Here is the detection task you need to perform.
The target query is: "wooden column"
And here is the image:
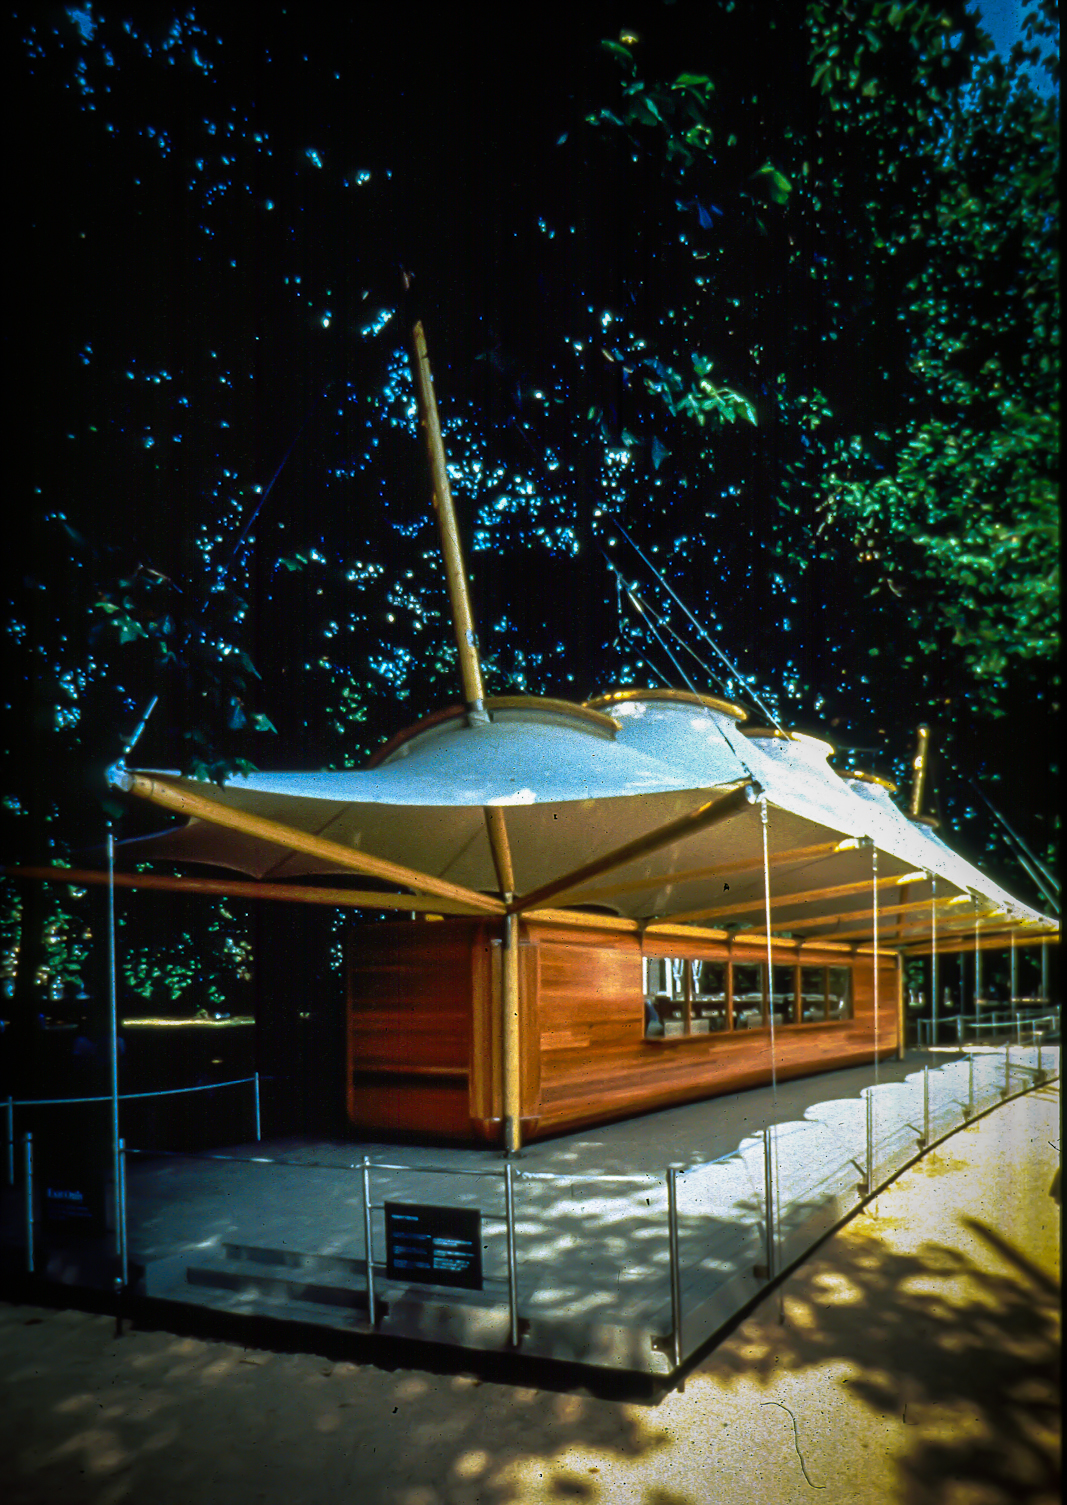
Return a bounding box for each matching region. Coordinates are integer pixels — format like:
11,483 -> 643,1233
502,912 -> 521,1154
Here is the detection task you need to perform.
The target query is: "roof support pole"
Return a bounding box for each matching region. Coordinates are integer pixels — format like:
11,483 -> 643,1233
409,321 -> 489,727
106,831 -> 124,1277
930,876 -> 939,1048
502,910 -> 521,1156
871,844 -> 880,1083
484,807 -> 515,898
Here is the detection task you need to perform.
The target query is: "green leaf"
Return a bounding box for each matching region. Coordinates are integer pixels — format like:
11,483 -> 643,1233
600,39 -> 636,71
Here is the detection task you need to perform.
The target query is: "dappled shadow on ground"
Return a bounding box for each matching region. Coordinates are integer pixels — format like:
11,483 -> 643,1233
0,1299 -> 681,1505
698,1205 -> 1060,1505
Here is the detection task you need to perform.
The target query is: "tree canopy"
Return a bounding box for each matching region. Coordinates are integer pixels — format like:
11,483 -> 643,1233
4,0 -> 1059,1016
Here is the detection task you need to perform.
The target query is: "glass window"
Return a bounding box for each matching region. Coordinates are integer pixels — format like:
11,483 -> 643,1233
643,955 -> 669,1036
732,962 -> 764,1030
770,966 -> 796,1027
827,968 -> 852,1020
691,959 -> 727,1033
800,966 -> 827,1023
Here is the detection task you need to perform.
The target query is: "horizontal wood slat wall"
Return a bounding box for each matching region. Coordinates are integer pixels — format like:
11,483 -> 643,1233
346,918 -> 899,1143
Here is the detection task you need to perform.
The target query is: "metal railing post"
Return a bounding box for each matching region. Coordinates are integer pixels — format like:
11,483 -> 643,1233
118,1138 -> 129,1289
762,1127 -> 775,1279
361,1156 -> 377,1326
5,1097 -> 13,1186
1037,1033 -> 1043,1080
865,1090 -> 874,1196
667,1167 -> 682,1369
253,1071 -> 261,1142
1003,1044 -> 1011,1098
922,1066 -> 930,1148
968,1053 -> 975,1118
107,830 -> 122,1263
504,1161 -> 520,1349
24,1132 -> 34,1274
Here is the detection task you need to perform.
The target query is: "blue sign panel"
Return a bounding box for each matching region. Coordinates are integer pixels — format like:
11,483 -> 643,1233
384,1201 -> 483,1291
42,1176 -> 106,1236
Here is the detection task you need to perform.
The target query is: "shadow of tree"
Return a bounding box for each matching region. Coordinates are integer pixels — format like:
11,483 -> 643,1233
0,1299 -> 686,1505
698,1207 -> 1060,1505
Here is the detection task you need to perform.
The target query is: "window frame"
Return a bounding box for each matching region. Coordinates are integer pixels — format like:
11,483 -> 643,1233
643,954 -> 855,1038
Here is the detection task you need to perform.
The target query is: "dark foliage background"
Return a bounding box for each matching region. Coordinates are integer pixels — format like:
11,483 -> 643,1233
3,1 -> 1059,1035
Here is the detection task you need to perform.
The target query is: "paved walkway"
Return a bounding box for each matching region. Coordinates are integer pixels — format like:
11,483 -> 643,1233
0,1080 -> 1058,1505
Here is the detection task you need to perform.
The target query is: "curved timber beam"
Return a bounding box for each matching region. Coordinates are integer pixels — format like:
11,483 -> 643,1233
108,769 -> 504,916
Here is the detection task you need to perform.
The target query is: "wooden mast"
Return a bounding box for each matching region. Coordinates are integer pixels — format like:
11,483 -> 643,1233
409,320 -> 489,727
407,317 -> 523,1152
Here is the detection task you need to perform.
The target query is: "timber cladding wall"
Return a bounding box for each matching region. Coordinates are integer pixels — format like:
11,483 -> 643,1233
345,917 -> 899,1144
346,920 -> 474,1138
528,925 -> 897,1138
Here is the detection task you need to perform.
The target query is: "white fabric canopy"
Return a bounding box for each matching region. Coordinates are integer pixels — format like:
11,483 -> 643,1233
111,695 -> 1054,938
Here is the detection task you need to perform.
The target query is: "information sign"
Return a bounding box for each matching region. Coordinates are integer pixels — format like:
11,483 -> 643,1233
42,1175 -> 106,1237
384,1201 -> 483,1291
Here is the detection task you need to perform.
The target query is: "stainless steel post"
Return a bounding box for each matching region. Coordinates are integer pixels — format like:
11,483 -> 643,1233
1037,1033 -> 1043,1079
763,1127 -> 775,1278
667,1167 -> 682,1369
5,1097 -> 13,1186
504,1161 -> 520,1349
118,1138 -> 128,1289
930,884 -> 939,1048
1041,940 -> 1049,1003
253,1071 -> 261,1142
968,1053 -> 975,1117
866,1090 -> 875,1195
1010,936 -> 1018,1035
361,1157 -> 376,1325
922,1066 -> 930,1147
24,1132 -> 34,1274
107,831 -> 122,1261
1004,1043 -> 1011,1098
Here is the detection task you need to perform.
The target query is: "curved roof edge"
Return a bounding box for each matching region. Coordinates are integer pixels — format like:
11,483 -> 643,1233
586,687 -> 750,721
366,695 -> 621,769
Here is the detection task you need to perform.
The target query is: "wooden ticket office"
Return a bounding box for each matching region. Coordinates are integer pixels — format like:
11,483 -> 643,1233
346,912 -> 900,1144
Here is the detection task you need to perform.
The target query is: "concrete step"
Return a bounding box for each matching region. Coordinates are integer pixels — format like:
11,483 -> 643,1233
185,1255 -> 371,1312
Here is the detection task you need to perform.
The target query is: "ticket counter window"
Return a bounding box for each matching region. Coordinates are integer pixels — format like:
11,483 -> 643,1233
770,966 -> 796,1028
828,967 -> 852,1020
732,963 -> 765,1030
801,966 -> 828,1022
692,960 -> 727,1033
643,956 -> 682,1036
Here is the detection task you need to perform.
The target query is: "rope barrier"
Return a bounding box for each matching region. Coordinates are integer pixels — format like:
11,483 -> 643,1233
7,1076 -> 259,1108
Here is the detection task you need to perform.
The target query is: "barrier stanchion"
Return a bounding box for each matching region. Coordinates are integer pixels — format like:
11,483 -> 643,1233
865,1091 -> 874,1195
922,1066 -> 930,1148
968,1053 -> 975,1118
361,1156 -> 377,1326
118,1138 -> 129,1289
1004,1044 -> 1011,1098
667,1167 -> 682,1369
763,1128 -> 775,1279
504,1161 -> 520,1349
24,1132 -> 34,1274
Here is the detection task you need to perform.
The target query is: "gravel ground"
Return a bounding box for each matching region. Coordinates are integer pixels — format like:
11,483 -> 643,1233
1,1082 -> 1059,1505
